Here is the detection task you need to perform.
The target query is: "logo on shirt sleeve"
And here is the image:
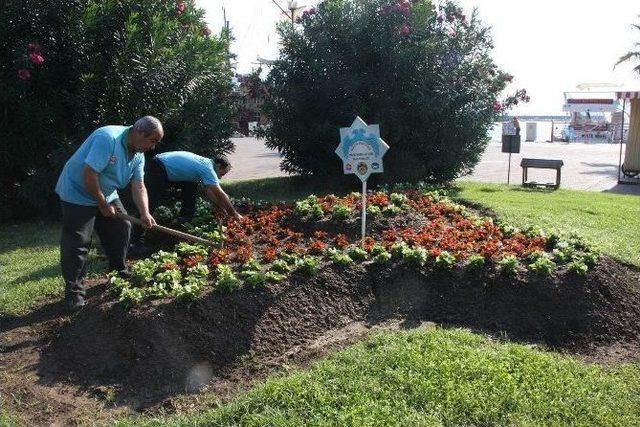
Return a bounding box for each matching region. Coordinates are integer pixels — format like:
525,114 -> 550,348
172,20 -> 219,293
109,155 -> 117,165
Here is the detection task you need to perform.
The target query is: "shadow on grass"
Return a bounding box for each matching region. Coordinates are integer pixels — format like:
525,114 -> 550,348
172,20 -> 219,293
225,175 -> 355,203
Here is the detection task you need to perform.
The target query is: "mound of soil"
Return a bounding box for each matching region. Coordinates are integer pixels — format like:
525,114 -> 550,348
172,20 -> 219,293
33,256 -> 640,410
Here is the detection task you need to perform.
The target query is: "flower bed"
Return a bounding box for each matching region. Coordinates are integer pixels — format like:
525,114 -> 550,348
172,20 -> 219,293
111,191 -> 599,306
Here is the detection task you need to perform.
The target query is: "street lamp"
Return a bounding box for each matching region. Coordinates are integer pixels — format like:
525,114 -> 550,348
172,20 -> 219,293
287,0 -> 298,25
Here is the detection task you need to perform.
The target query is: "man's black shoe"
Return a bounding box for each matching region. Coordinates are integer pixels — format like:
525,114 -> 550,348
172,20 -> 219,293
65,294 -> 86,313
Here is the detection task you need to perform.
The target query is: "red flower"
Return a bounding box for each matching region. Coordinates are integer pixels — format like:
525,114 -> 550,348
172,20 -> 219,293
399,23 -> 412,35
17,69 -> 31,81
182,254 -> 204,267
308,239 -> 326,254
27,43 -> 41,54
175,2 -> 186,15
262,246 -> 278,263
202,26 -> 211,36
29,53 -> 44,66
334,234 -> 349,249
493,101 -> 502,113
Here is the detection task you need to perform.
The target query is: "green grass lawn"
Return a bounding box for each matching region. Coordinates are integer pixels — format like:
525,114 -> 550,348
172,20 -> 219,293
452,181 -> 640,267
0,223 -> 105,316
2,179 -> 639,425
120,328 -> 640,427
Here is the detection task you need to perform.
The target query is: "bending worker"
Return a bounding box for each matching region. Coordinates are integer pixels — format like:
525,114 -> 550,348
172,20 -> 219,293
55,116 -> 162,312
130,151 -> 242,253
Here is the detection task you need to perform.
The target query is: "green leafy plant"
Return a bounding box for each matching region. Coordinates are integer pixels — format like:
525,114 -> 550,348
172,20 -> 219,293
173,283 -> 203,301
499,255 -> 519,278
119,287 -> 145,305
346,246 -> 368,262
568,260 -> 589,276
215,264 -> 242,292
527,254 -> 556,276
402,247 -> 428,266
176,242 -> 209,258
390,193 -> 409,207
390,242 -> 411,258
435,251 -> 456,270
332,204 -> 352,220
271,259 -> 292,273
466,254 -> 486,270
329,248 -> 354,266
296,256 -> 320,275
374,251 -> 392,263
366,205 -> 382,217
109,276 -> 131,295
265,271 -> 285,283
382,204 -> 403,216
130,258 -> 159,286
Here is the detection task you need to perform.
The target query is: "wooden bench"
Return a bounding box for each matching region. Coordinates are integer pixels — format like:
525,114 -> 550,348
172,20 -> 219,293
520,158 -> 564,189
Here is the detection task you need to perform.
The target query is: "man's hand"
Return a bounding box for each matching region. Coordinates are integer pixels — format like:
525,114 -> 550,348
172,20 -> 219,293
140,212 -> 157,229
98,202 -> 116,218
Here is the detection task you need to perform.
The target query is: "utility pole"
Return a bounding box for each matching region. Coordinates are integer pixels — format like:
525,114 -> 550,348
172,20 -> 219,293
270,0 -> 298,25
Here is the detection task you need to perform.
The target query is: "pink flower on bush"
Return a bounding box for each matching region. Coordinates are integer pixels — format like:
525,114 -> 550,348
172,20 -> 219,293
202,26 -> 211,36
493,101 -> 502,113
27,43 -> 41,54
399,23 -> 411,35
29,53 -> 45,66
175,2 -> 186,15
17,69 -> 31,81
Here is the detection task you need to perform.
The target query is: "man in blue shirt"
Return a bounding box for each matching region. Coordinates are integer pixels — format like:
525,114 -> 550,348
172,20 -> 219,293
129,151 -> 241,254
55,116 -> 163,311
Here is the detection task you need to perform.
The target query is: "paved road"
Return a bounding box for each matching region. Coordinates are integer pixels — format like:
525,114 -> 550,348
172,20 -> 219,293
225,137 -> 639,195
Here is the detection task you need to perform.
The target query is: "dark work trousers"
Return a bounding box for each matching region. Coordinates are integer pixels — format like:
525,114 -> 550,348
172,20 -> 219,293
60,199 -> 131,298
130,157 -> 199,244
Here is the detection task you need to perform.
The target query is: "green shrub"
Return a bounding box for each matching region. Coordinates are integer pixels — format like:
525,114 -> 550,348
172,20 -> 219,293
0,0 -> 234,220
262,0 -> 527,183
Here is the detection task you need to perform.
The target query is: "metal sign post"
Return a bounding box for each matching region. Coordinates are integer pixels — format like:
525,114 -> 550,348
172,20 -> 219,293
501,121 -> 520,184
335,116 -> 389,243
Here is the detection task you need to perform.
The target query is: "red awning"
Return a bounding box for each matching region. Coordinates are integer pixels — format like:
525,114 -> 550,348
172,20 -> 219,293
566,98 -> 614,104
616,91 -> 640,99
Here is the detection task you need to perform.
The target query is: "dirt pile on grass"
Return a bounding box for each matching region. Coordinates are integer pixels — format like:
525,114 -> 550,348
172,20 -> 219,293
38,256 -> 640,408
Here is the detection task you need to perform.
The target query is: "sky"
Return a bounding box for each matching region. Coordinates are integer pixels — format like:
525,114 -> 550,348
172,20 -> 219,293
198,0 -> 640,115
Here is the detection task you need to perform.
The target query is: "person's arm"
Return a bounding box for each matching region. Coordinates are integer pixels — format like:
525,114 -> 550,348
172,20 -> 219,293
205,184 -> 242,220
130,180 -> 156,228
83,166 -> 115,217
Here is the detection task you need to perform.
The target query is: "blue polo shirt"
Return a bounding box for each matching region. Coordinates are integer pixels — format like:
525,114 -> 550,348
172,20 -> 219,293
155,151 -> 219,186
55,126 -> 145,206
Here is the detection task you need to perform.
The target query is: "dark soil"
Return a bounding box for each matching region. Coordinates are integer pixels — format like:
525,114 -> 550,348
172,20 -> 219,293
2,208 -> 640,425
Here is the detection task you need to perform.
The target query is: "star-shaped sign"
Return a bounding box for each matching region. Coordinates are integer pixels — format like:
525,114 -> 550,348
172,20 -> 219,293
336,116 -> 389,182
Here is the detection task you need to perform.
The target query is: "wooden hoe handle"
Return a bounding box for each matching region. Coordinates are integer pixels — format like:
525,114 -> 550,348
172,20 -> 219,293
115,213 -> 218,247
